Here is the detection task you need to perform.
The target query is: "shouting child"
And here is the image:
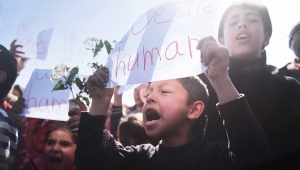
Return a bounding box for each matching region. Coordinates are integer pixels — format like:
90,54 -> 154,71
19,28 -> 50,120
74,36 -> 272,169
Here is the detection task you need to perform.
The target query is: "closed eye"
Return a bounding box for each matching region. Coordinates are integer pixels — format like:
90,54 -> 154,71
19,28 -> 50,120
248,19 -> 258,23
161,90 -> 170,94
228,21 -> 237,26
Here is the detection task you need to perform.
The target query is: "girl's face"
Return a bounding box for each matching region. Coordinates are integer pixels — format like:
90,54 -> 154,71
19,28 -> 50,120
44,130 -> 76,170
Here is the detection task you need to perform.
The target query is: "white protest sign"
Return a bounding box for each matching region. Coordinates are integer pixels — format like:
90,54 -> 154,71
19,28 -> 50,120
106,0 -> 218,87
21,69 -> 71,121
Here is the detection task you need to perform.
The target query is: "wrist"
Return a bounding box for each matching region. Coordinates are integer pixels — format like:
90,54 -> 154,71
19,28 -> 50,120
209,76 -> 240,104
209,75 -> 230,89
89,99 -> 111,116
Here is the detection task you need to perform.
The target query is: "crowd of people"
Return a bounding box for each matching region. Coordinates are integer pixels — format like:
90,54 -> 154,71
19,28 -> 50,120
1,1 -> 300,170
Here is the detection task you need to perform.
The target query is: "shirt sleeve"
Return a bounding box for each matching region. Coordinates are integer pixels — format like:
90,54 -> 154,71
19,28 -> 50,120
215,94 -> 272,169
75,112 -> 152,170
0,109 -> 18,170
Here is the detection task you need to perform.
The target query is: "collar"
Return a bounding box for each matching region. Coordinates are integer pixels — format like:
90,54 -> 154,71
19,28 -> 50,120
228,55 -> 267,71
158,135 -> 205,156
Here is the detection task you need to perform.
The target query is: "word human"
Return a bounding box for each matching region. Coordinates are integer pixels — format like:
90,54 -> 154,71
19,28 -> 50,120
115,36 -> 200,79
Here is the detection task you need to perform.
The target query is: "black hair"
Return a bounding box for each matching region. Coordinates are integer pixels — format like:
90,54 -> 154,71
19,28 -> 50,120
118,113 -> 159,146
289,22 -> 300,48
0,45 -> 17,99
218,1 -> 272,39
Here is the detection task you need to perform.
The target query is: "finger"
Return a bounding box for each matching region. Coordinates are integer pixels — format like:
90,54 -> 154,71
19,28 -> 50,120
17,97 -> 26,108
196,36 -> 216,50
14,50 -> 25,54
100,66 -> 109,82
12,45 -> 24,49
201,39 -> 217,66
94,70 -> 107,87
87,75 -> 102,87
67,116 -> 80,125
68,108 -> 81,117
206,44 -> 228,65
10,39 -> 17,47
11,105 -> 22,114
69,121 -> 80,130
69,99 -> 87,111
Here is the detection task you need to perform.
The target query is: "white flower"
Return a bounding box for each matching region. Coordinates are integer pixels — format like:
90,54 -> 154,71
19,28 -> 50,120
83,37 -> 101,49
50,63 -> 69,82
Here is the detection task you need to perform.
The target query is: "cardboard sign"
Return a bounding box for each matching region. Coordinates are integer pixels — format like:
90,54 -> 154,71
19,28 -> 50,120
106,0 -> 218,87
21,69 -> 71,121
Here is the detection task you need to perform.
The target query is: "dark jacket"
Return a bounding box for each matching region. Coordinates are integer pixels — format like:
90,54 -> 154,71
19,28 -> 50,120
75,96 -> 271,170
277,62 -> 300,82
200,56 -> 300,158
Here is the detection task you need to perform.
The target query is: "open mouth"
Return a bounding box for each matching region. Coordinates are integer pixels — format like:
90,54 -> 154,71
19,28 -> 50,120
236,34 -> 249,40
50,156 -> 61,167
146,109 -> 161,124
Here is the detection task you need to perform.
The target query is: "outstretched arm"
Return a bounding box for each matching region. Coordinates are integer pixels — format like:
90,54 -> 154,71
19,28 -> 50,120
197,36 -> 272,168
75,67 -> 148,170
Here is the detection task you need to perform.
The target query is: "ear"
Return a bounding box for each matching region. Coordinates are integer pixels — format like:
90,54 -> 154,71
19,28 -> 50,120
218,37 -> 225,45
187,101 -> 205,120
263,31 -> 271,47
0,71 -> 7,84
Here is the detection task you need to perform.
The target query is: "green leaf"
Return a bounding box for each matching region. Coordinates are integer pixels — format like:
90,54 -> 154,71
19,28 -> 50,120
83,97 -> 90,106
67,67 -> 79,85
75,77 -> 84,90
104,40 -> 113,54
52,81 -> 68,92
94,40 -> 104,57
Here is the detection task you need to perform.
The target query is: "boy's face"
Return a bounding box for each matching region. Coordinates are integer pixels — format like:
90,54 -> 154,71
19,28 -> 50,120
142,79 -> 191,139
219,7 -> 270,59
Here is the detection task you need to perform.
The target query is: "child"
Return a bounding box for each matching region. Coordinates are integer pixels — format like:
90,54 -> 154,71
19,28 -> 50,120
20,122 -> 77,170
199,1 -> 300,159
75,41 -> 271,170
117,113 -> 159,147
278,22 -> 300,81
0,44 -> 18,170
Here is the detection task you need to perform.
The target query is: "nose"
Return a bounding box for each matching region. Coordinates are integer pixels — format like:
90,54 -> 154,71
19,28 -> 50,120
146,93 -> 155,104
52,143 -> 60,152
238,19 -> 247,29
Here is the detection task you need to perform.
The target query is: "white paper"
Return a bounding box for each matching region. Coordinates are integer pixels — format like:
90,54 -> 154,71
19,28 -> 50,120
106,0 -> 218,87
21,69 -> 71,121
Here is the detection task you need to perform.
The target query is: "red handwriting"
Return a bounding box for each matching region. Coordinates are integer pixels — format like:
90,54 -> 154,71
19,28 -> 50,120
119,3 -> 213,44
26,84 -> 67,113
35,71 -> 51,80
115,36 -> 200,79
120,7 -> 173,43
143,47 -> 162,70
179,3 -> 212,16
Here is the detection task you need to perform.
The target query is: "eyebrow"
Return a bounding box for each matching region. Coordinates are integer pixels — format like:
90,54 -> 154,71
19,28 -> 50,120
227,12 -> 260,21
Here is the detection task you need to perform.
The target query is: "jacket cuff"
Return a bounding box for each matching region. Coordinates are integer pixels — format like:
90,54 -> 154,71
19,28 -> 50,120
216,94 -> 246,118
79,112 -> 106,130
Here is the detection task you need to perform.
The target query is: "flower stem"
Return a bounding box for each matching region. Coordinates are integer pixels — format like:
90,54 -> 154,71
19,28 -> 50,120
70,87 -> 75,99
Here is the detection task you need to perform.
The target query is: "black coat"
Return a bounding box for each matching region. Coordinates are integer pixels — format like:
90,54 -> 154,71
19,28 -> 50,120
200,56 -> 300,158
75,97 -> 271,170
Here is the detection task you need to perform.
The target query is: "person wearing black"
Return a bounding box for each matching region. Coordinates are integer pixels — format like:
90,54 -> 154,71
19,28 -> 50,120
200,2 -> 300,164
73,34 -> 272,169
277,22 -> 300,82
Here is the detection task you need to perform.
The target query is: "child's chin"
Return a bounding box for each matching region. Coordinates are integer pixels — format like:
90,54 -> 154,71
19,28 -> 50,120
146,131 -> 160,139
